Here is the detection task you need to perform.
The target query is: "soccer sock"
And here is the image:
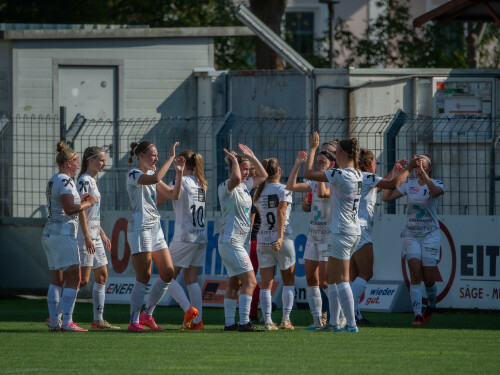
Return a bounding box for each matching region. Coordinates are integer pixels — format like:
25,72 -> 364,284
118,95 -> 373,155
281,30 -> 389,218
320,287 -> 330,321
130,281 -> 147,323
307,286 -> 322,326
168,279 -> 190,312
327,284 -> 340,326
187,283 -> 203,324
260,289 -> 273,324
47,284 -> 62,327
425,284 -> 437,308
61,288 -> 77,326
144,278 -> 170,316
337,282 -> 356,327
282,286 -> 294,322
410,283 -> 423,317
351,277 -> 368,320
224,298 -> 237,326
93,283 -> 106,321
239,294 -> 252,325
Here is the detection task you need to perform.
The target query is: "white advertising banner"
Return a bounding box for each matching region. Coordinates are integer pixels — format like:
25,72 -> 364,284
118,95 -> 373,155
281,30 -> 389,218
101,211 -> 500,310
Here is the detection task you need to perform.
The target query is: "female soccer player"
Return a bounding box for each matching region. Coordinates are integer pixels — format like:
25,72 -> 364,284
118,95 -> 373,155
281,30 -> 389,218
351,149 -> 414,324
77,146 -> 119,330
304,132 -> 362,333
382,154 -> 444,325
42,141 -> 98,332
218,144 -> 267,332
167,150 -> 207,330
286,148 -> 335,329
126,141 -> 185,332
254,158 -> 295,330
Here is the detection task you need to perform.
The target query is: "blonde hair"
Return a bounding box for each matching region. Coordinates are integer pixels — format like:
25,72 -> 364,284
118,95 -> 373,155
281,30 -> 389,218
253,158 -> 280,203
338,138 -> 360,173
55,141 -> 77,167
180,150 -> 207,191
225,151 -> 249,170
127,141 -> 154,168
78,146 -> 105,179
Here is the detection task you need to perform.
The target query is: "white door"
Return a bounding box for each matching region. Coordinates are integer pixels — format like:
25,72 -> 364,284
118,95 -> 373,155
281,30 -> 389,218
58,66 -> 116,123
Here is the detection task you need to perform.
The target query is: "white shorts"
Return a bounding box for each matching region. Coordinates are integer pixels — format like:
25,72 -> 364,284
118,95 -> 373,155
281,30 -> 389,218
353,226 -> 373,255
169,241 -> 206,268
41,233 -> 79,271
327,233 -> 360,260
303,239 -> 328,262
218,240 -> 253,277
402,231 -> 440,267
78,237 -> 108,269
127,221 -> 167,255
257,236 -> 296,270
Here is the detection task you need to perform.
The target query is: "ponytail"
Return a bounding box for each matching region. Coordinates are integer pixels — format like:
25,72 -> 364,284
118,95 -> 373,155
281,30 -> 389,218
78,146 -> 105,180
180,150 -> 207,191
253,158 -> 280,203
338,138 -> 360,176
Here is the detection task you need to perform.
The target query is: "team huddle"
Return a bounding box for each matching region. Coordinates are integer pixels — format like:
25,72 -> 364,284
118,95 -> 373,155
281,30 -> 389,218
41,132 -> 444,332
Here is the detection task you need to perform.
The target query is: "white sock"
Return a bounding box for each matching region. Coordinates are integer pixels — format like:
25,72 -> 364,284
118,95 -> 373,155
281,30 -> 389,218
130,281 -> 147,323
260,289 -> 273,324
282,286 -> 294,321
168,279 -> 190,312
61,288 -> 77,326
187,283 -> 203,324
93,283 -> 106,321
239,294 -> 252,325
47,284 -> 62,327
351,277 -> 368,320
337,282 -> 356,327
307,286 -> 322,326
224,298 -> 237,326
426,284 -> 437,308
410,284 -> 423,316
144,278 -> 170,316
327,284 -> 340,326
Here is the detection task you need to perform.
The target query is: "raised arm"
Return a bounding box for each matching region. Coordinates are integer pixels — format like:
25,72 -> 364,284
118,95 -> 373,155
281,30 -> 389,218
138,142 -> 179,185
304,132 -> 328,182
286,151 -> 311,192
376,157 -> 414,190
417,158 -> 444,197
224,149 -> 242,192
157,156 -> 185,205
238,144 -> 268,188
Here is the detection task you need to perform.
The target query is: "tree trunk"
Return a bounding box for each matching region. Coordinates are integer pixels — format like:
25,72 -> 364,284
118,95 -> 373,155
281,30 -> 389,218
466,22 -> 486,68
249,0 -> 287,70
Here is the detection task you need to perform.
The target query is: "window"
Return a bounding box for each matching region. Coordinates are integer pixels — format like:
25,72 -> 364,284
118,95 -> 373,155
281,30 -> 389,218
285,12 -> 314,57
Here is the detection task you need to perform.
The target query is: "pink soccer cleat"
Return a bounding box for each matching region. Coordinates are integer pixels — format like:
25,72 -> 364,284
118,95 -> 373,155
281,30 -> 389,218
128,323 -> 146,332
139,312 -> 163,331
62,322 -> 88,332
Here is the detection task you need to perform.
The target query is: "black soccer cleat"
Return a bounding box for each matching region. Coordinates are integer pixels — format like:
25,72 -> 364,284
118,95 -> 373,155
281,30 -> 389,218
237,322 -> 264,332
224,323 -> 239,331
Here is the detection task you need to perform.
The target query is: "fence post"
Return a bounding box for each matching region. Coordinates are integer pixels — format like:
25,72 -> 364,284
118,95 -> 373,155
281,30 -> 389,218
59,106 -> 66,141
490,120 -> 499,215
385,109 -> 408,214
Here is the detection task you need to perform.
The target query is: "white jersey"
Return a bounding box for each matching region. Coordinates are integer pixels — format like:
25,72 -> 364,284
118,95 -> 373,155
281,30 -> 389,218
126,168 -> 161,232
359,172 -> 383,228
76,174 -> 101,241
43,173 -> 80,237
398,178 -> 444,236
218,177 -> 253,244
325,168 -> 363,235
169,175 -> 207,243
306,180 -> 331,243
254,183 -> 293,247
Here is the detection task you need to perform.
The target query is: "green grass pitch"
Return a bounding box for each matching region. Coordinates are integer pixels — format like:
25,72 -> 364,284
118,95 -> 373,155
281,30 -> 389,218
0,298 -> 499,374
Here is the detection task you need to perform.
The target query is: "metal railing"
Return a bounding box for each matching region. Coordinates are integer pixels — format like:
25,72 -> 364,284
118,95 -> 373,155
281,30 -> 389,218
0,112 -> 498,219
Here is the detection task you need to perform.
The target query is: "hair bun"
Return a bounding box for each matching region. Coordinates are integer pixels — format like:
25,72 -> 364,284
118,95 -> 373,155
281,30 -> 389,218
56,141 -> 66,153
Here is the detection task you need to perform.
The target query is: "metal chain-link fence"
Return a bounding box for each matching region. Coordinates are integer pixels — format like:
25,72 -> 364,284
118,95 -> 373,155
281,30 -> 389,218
0,112 -> 498,219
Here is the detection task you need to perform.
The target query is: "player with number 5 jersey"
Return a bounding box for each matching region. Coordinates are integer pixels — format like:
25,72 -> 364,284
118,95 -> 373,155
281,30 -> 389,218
304,133 -> 362,333
218,145 -> 268,332
254,158 -> 295,330
382,154 -> 444,326
167,150 -> 207,330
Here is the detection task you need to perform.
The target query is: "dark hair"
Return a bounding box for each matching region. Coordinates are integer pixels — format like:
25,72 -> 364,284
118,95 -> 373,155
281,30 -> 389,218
225,151 -> 249,170
55,141 -> 77,167
180,150 -> 207,191
128,141 -> 154,168
338,138 -> 360,173
359,148 -> 375,173
78,146 -> 105,179
253,158 -> 280,203
319,150 -> 336,163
